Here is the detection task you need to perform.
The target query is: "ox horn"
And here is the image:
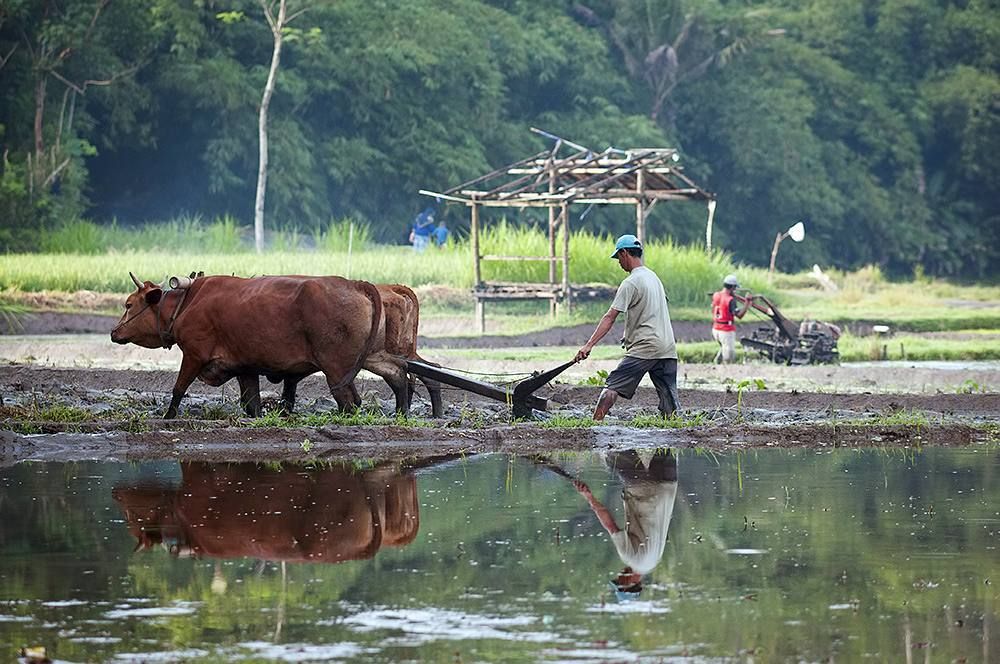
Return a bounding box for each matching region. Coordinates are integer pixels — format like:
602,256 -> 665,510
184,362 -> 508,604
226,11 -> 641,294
129,272 -> 143,289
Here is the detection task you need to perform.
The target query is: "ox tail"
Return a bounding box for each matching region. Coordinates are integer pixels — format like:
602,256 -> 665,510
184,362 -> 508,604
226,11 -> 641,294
329,279 -> 383,392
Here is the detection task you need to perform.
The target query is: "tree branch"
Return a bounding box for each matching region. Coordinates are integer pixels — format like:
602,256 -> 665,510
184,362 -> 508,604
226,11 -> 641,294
0,43 -> 17,71
259,0 -> 277,31
49,69 -> 85,94
83,0 -> 112,44
79,62 -> 142,91
286,7 -> 310,23
42,156 -> 71,188
50,61 -> 142,95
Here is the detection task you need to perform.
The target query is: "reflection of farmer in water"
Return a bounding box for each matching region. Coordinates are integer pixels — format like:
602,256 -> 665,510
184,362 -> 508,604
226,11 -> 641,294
548,449 -> 678,600
113,461 -> 423,564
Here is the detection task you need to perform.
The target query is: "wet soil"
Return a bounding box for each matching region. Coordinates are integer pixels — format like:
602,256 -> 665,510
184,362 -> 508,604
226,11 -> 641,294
1,364 -> 995,466
2,307 -> 997,465
2,365 -> 997,418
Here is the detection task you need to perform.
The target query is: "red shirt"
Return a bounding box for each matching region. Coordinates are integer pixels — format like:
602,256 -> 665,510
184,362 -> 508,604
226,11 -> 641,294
712,289 -> 736,331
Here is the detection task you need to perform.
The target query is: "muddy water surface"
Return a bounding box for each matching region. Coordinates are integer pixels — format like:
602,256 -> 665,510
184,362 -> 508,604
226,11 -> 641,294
1,448 -> 997,662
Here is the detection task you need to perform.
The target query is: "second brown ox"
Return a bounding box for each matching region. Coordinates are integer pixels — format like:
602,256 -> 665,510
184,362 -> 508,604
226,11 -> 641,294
250,283 -> 444,417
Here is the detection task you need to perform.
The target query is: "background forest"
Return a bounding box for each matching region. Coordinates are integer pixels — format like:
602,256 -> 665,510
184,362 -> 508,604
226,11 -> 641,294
1,0 -> 997,279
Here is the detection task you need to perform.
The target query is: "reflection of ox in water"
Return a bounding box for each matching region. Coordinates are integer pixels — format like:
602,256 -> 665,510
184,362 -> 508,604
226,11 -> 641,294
110,273 -> 416,418
112,461 -> 429,563
249,283 -> 444,418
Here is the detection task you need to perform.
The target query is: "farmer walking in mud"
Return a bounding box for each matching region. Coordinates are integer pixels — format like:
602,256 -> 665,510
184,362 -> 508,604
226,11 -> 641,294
711,274 -> 752,363
574,234 -> 679,421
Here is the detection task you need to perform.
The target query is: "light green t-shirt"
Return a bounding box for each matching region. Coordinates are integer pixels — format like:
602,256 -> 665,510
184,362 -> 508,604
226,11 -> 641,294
610,265 -> 677,359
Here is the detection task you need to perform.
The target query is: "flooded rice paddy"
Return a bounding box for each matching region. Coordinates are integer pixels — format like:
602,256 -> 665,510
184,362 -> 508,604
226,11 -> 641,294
1,447 -> 997,662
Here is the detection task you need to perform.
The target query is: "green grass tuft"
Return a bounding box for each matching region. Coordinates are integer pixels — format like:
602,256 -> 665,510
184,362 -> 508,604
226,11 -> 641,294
630,412 -> 708,428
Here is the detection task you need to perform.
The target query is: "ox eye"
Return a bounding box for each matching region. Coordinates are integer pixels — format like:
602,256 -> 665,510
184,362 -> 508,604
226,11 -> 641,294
125,303 -> 132,310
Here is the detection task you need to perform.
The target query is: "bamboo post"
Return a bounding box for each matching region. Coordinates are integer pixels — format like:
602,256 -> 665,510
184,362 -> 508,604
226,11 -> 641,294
706,199 -> 717,253
548,166 -> 558,317
472,201 -> 484,334
472,201 -> 482,286
561,203 -> 571,314
635,168 -> 646,244
768,231 -> 784,276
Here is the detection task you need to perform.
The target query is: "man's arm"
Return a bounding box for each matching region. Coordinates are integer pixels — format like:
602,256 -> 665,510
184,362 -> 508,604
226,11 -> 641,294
573,480 -> 621,534
733,294 -> 753,319
575,307 -> 621,361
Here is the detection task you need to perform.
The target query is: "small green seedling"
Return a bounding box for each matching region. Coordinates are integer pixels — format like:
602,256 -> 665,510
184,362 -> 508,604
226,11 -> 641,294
735,377 -> 767,419
581,369 -> 609,386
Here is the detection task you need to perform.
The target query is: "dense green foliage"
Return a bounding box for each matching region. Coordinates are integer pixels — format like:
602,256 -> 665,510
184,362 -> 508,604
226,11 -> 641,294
1,1 -> 996,277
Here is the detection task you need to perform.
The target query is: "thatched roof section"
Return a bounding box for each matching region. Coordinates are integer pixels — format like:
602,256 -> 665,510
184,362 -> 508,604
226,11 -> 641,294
423,131 -> 713,207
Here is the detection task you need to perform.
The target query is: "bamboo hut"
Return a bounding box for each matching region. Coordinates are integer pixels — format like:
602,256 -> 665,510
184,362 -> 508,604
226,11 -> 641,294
421,129 -> 715,333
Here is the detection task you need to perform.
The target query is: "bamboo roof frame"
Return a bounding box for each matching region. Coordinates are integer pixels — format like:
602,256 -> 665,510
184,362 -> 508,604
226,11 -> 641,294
419,129 -> 717,333
423,135 -> 712,209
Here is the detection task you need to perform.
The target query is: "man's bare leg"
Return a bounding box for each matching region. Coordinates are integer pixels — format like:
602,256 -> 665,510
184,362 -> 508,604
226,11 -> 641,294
593,388 -> 619,421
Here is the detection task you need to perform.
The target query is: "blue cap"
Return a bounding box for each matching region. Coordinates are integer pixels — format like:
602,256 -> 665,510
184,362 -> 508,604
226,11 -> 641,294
611,234 -> 641,258
608,580 -> 641,601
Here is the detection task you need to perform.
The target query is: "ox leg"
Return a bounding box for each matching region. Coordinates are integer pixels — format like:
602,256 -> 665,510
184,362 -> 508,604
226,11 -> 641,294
382,368 -> 411,416
332,385 -> 358,414
420,377 -> 444,418
361,355 -> 411,416
165,356 -> 203,419
237,375 -> 262,417
412,355 -> 444,418
406,374 -> 417,406
280,377 -> 304,415
389,372 -> 410,416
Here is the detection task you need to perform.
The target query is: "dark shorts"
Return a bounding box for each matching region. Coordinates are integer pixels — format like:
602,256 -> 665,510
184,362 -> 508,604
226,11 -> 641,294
605,356 -> 680,416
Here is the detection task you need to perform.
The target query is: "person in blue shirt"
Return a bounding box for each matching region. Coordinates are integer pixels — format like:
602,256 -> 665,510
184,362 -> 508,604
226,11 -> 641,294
432,219 -> 449,247
409,207 -> 435,252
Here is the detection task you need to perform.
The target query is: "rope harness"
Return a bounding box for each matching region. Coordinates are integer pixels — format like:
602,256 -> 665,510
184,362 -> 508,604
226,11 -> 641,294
111,287 -> 190,349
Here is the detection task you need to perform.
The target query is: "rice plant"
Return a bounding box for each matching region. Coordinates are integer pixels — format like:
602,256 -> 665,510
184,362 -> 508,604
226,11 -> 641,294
313,218 -> 372,253
24,215 -> 996,320
39,218 -> 111,253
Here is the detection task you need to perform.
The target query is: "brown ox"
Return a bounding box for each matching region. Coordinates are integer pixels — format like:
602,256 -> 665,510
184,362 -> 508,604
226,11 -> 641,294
112,462 -> 420,563
260,283 -> 444,417
110,273 -> 390,419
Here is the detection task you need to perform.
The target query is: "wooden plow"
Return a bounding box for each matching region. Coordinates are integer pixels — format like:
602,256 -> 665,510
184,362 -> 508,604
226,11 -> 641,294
405,359 -> 576,419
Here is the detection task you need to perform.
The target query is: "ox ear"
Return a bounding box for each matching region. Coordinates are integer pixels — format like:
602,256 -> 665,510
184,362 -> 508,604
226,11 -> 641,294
144,287 -> 163,305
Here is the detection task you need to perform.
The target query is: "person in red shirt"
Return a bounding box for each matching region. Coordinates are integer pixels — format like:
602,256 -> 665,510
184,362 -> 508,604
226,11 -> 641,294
711,274 -> 752,363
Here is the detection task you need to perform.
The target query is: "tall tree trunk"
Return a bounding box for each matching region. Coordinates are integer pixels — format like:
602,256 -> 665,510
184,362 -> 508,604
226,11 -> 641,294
34,76 -> 47,159
254,0 -> 287,254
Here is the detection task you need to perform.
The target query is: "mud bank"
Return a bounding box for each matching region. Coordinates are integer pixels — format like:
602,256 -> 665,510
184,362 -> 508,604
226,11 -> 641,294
1,421 -> 987,466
